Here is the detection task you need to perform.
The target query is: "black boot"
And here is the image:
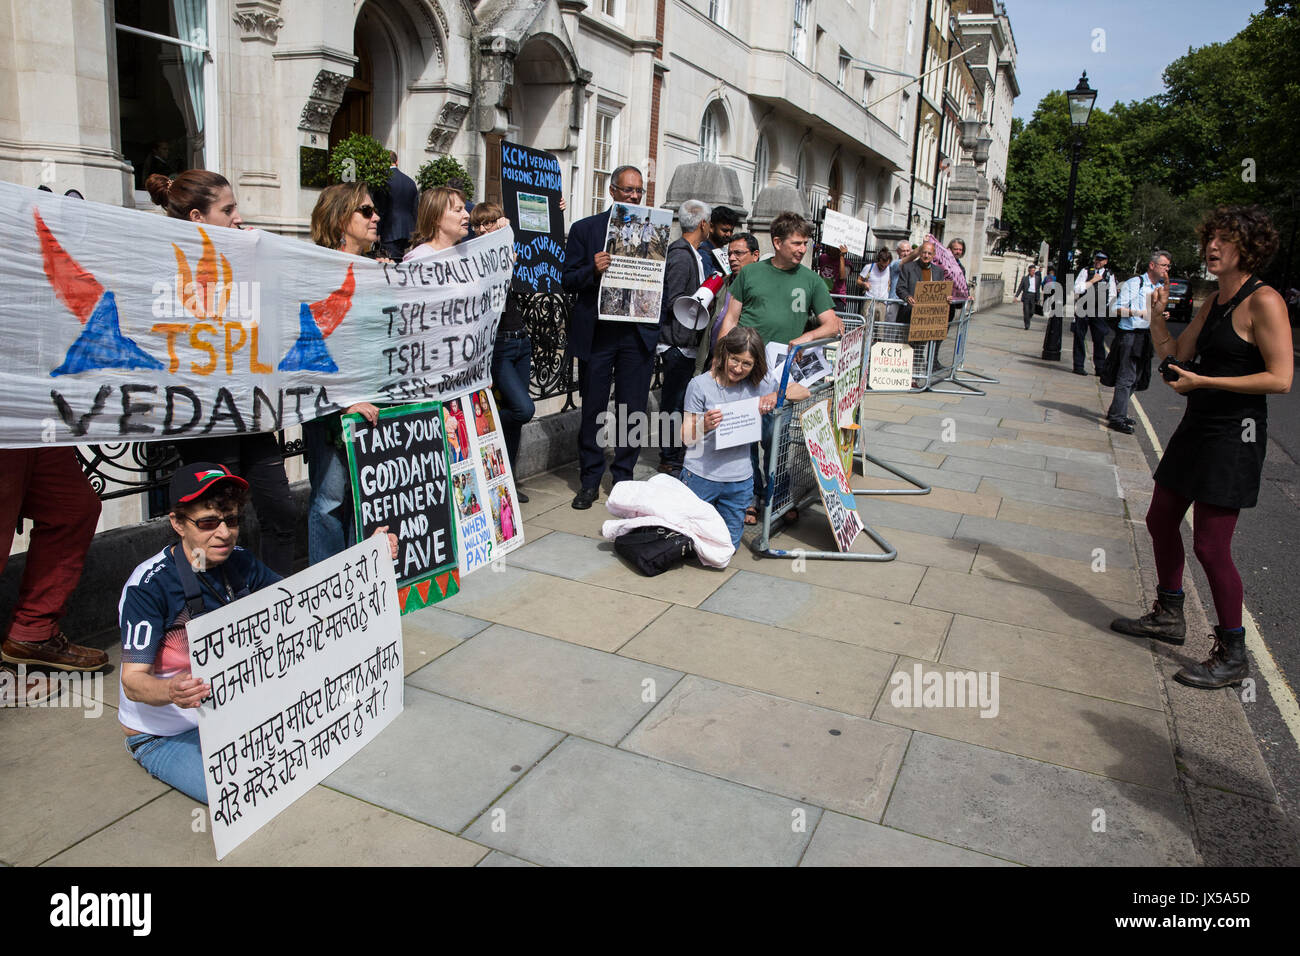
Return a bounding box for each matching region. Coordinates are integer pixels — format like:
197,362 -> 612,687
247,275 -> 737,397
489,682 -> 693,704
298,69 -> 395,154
1174,626 -> 1249,689
1110,588 -> 1186,645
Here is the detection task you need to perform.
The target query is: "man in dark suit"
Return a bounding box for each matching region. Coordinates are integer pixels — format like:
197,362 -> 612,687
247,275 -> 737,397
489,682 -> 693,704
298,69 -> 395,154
376,151 -> 418,260
562,165 -> 658,509
1014,264 -> 1041,329
894,239 -> 939,323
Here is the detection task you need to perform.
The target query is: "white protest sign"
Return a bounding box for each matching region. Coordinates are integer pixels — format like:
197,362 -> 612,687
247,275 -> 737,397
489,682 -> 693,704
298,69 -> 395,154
868,341 -> 915,390
0,181 -> 512,448
834,327 -> 867,427
820,209 -> 870,258
189,537 -> 402,860
714,397 -> 761,450
800,400 -> 865,552
451,389 -> 525,576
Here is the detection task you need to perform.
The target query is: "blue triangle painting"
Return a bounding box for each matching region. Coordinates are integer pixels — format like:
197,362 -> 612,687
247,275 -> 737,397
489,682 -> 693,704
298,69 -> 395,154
278,302 -> 338,373
50,291 -> 165,377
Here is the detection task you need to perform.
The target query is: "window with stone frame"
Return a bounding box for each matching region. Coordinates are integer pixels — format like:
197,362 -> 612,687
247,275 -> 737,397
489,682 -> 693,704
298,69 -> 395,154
590,108 -> 618,214
791,0 -> 810,62
114,0 -> 213,190
698,106 -> 720,164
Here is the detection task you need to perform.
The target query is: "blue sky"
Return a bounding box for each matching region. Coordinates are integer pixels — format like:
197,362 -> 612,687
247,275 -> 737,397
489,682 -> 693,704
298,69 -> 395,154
1003,0 -> 1262,120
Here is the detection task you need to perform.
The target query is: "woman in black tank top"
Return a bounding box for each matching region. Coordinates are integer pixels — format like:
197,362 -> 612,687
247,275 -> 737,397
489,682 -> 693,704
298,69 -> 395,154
1110,206 -> 1292,691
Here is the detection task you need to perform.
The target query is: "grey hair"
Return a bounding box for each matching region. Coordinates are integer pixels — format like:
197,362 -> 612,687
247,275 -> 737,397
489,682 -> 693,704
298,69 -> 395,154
1150,249 -> 1172,266
679,199 -> 712,233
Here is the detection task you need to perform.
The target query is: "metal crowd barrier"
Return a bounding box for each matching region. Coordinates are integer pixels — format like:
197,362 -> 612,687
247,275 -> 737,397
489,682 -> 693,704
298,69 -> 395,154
747,334 -> 926,563
927,299 -> 998,395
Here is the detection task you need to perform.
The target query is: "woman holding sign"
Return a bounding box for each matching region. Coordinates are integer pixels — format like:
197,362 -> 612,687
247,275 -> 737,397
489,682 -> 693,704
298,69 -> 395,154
146,170 -> 297,577
680,328 -> 809,549
305,183 -> 384,562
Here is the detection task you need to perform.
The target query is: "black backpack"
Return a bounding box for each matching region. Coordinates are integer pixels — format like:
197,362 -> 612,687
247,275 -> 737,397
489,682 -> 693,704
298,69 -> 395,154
613,525 -> 695,577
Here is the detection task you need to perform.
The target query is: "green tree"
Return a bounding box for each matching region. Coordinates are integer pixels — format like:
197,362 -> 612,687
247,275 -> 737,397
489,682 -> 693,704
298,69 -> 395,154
1002,92 -> 1131,270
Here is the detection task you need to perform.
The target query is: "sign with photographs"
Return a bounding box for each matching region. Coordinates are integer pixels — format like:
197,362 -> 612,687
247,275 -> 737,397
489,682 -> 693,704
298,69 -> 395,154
446,388 -> 525,576
598,202 -> 673,324
800,399 -> 865,552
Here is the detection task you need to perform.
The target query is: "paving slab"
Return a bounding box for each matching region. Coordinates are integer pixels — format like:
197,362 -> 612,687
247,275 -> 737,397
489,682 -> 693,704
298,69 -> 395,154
460,736 -> 819,866
409,624 -> 682,745
853,445 -> 948,470
701,571 -> 951,660
0,705 -> 166,866
730,544 -> 926,604
800,811 -> 1019,866
856,429 -> 937,452
875,654 -> 1176,790
619,605 -> 896,718
989,435 -> 1114,462
921,441 -> 1047,471
437,563 -> 668,652
1183,783 -> 1300,866
954,514 -> 1133,568
476,850 -> 539,867
971,545 -> 1141,605
939,456 -> 1058,486
508,530 -> 735,607
402,606 -> 491,677
526,497 -> 611,541
1054,470 -> 1122,498
978,476 -> 1127,516
882,733 -> 1198,866
993,498 -> 1129,539
853,497 -> 964,538
859,461 -> 984,493
325,686 -> 564,833
43,787 -> 487,867
940,614 -> 1162,710
849,525 -> 979,573
623,676 -> 910,820
914,566 -> 1142,638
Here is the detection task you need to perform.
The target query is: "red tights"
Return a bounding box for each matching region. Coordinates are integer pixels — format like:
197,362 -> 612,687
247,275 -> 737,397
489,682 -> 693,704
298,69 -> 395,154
1145,482 -> 1242,629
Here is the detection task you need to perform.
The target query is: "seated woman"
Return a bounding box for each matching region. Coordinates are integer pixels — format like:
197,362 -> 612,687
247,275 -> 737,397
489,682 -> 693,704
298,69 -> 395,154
680,327 -> 809,550
118,463 -> 395,802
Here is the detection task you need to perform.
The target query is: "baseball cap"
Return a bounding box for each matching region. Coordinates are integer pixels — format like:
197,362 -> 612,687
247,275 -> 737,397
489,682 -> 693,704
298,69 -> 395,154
170,462 -> 249,510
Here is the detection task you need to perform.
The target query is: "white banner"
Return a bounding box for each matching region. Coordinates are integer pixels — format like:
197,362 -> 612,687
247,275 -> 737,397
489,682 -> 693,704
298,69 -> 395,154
0,181 -> 512,448
189,536 -> 402,860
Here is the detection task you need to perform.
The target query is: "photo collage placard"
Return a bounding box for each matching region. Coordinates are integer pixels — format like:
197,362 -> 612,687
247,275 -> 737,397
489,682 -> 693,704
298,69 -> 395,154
444,388 -> 525,575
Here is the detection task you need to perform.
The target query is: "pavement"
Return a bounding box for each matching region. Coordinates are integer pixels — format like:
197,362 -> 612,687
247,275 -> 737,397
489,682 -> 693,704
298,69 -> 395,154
3,301 -> 1298,867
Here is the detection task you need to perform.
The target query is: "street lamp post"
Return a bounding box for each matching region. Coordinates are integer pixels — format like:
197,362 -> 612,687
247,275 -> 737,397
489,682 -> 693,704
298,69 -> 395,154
1042,71 -> 1097,361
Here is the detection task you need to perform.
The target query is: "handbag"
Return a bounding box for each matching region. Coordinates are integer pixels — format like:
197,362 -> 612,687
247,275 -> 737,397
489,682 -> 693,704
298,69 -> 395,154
614,525 -> 695,576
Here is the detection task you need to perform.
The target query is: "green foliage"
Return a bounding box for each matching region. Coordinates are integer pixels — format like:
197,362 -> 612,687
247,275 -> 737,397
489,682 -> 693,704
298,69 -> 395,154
415,156 -> 475,200
326,133 -> 391,192
299,146 -> 329,190
1006,5 -> 1300,284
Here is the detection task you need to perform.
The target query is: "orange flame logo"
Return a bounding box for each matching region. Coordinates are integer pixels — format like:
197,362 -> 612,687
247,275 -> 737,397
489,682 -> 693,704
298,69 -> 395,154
173,228 -> 234,321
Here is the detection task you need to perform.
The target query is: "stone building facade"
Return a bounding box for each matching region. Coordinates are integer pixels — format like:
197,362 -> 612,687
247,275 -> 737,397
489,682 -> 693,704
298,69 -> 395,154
1,0 -> 948,251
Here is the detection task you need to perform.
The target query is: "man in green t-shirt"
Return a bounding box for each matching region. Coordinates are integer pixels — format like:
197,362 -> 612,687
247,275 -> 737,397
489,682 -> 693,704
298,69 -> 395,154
718,211 -> 842,347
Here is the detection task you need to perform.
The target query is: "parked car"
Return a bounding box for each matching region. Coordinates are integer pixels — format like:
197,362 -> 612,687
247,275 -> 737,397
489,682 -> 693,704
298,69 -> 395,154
1167,278 -> 1194,322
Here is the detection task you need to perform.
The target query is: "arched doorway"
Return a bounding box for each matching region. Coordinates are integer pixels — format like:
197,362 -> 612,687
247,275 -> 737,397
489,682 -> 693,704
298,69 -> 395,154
509,34 -> 578,153
330,38 -> 373,149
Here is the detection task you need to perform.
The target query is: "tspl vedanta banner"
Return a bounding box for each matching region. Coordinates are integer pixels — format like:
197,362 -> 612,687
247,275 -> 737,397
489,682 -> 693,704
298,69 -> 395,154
0,181 -> 513,449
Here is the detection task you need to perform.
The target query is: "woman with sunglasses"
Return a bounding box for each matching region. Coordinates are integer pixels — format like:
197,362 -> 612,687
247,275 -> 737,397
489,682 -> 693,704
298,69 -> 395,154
304,183 -> 384,562
145,170 -> 297,577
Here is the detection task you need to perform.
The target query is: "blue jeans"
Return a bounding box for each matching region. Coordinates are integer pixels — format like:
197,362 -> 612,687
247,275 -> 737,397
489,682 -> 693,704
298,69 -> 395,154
126,729 -> 207,803
682,470 -> 752,549
491,335 -> 535,468
304,417 -> 354,564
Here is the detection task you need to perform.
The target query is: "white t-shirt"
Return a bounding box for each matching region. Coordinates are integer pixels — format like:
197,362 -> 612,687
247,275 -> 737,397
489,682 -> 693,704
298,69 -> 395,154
861,262 -> 891,299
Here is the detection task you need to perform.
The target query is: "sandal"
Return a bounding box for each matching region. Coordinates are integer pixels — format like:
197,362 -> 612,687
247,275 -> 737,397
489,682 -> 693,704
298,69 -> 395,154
744,506 -> 759,526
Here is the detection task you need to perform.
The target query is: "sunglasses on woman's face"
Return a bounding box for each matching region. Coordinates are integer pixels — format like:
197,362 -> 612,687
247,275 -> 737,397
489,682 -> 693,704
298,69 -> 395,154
184,513 -> 241,532
356,205 -> 379,219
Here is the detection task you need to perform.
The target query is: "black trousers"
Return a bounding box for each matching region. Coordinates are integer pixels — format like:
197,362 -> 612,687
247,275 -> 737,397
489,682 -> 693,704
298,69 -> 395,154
657,347 -> 696,468
576,322 -> 655,490
177,433 -> 297,576
1072,314 -> 1109,373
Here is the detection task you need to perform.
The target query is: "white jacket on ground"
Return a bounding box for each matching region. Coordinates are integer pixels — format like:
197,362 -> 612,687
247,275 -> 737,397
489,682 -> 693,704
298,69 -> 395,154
601,473 -> 735,568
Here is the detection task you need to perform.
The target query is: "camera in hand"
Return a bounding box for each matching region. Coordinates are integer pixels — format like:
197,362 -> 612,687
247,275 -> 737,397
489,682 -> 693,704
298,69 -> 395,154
1159,356 -> 1199,382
